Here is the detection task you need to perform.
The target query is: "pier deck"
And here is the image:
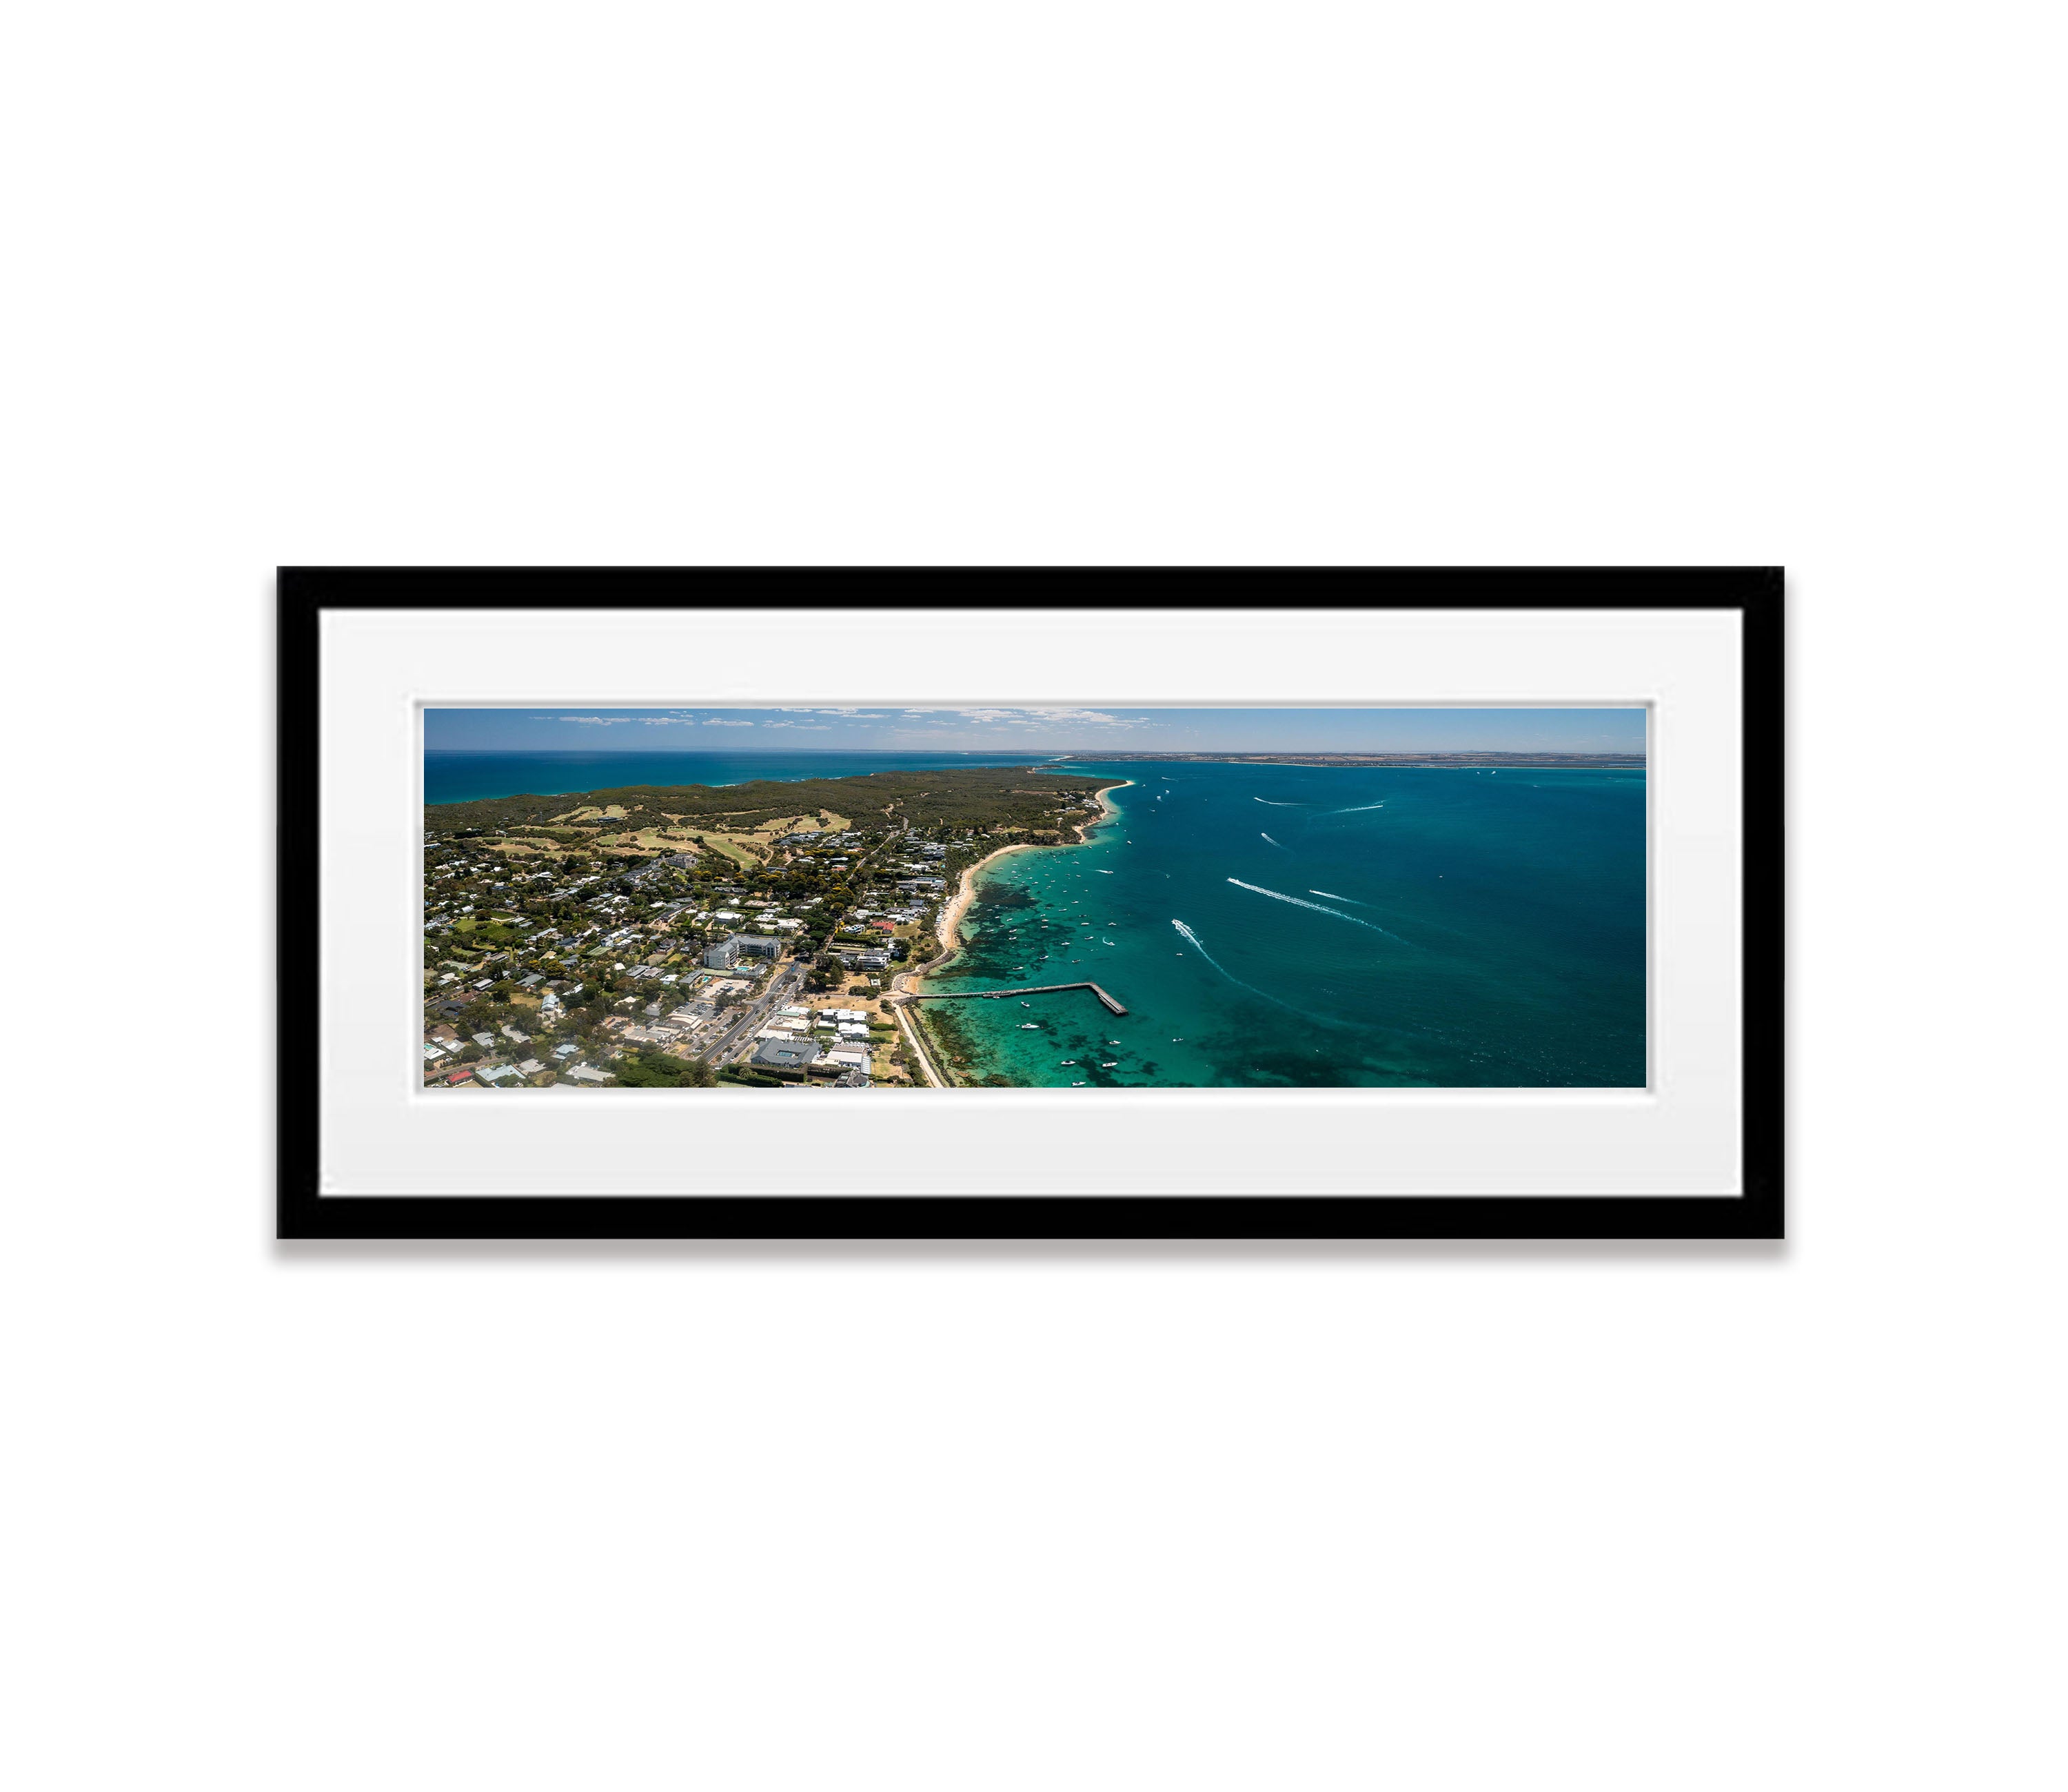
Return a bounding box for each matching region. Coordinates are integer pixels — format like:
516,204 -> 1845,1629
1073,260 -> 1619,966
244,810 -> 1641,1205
897,981 -> 1128,1017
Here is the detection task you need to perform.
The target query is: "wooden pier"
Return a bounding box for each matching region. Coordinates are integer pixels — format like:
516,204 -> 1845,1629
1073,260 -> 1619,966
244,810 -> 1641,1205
896,980 -> 1128,1017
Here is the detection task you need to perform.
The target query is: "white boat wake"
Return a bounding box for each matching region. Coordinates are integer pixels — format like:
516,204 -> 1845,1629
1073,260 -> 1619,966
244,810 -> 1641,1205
1335,802 -> 1386,813
1227,879 -> 1409,944
1260,833 -> 1287,848
1170,920 -> 1308,1018
1254,798 -> 1305,806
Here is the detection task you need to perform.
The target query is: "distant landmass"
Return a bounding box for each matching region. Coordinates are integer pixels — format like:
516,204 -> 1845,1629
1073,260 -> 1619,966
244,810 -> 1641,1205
1051,751 -> 1645,768
424,764 -> 1115,833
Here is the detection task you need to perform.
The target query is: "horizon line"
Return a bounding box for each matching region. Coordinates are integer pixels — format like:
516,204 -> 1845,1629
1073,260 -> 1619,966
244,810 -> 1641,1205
424,746 -> 1648,758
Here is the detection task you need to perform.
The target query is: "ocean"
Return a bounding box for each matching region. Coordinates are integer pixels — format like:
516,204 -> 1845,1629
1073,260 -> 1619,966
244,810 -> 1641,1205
427,749 -> 1646,1088
926,760 -> 1647,1088
423,749 -> 1055,806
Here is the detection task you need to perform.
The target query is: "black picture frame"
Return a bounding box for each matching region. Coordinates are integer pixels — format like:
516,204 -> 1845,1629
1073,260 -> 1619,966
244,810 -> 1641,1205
278,567 -> 1783,1241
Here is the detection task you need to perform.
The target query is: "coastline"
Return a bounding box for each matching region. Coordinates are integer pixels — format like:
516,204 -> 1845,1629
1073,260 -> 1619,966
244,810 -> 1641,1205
887,780 -> 1128,1086
895,780 -> 1131,996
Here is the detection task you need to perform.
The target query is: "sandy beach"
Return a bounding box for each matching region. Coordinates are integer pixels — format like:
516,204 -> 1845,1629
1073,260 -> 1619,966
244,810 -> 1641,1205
935,779 -> 1131,956
886,780 -> 1130,1083
897,780 -> 1131,992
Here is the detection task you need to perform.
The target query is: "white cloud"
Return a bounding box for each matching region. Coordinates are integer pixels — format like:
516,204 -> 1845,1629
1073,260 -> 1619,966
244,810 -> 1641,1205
1024,708 -> 1140,728
702,718 -> 755,727
536,715 -> 635,726
895,706 -> 1142,730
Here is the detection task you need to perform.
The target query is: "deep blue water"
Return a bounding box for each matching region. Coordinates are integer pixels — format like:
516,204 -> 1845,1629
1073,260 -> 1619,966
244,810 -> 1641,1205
929,760 -> 1648,1088
423,749 -> 1055,806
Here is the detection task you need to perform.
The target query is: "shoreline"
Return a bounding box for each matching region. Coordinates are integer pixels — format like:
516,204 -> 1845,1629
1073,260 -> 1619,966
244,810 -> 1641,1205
893,780 -> 1131,1006
1047,755 -> 1645,770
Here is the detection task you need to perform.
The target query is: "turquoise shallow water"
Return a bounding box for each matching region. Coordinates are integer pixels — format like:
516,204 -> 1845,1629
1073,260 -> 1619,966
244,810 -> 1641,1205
926,761 -> 1647,1088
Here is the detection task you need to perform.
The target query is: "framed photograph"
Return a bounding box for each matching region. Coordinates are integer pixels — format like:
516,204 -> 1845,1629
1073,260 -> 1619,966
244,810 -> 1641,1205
279,568 -> 1782,1239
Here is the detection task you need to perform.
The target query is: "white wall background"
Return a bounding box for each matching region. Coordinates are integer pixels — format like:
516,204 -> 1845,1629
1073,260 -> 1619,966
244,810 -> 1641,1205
3,4 -> 2061,1789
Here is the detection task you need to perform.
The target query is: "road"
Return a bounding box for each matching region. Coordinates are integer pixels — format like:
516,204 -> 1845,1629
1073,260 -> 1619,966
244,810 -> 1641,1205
886,993 -> 950,1088
696,959 -> 809,1066
687,828 -> 942,1079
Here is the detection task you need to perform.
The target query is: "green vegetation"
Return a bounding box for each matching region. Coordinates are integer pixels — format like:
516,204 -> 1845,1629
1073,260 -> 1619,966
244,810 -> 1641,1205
425,766 -> 1114,835
613,1050 -> 716,1088
425,766 -> 1125,1094
915,1004 -> 985,1085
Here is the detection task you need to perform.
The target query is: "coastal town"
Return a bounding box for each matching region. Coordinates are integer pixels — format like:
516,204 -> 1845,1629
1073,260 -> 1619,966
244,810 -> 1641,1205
422,766 -> 1120,1091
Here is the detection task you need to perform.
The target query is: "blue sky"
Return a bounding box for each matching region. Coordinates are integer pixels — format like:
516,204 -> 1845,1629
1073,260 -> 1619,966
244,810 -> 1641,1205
427,706 -> 1646,753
